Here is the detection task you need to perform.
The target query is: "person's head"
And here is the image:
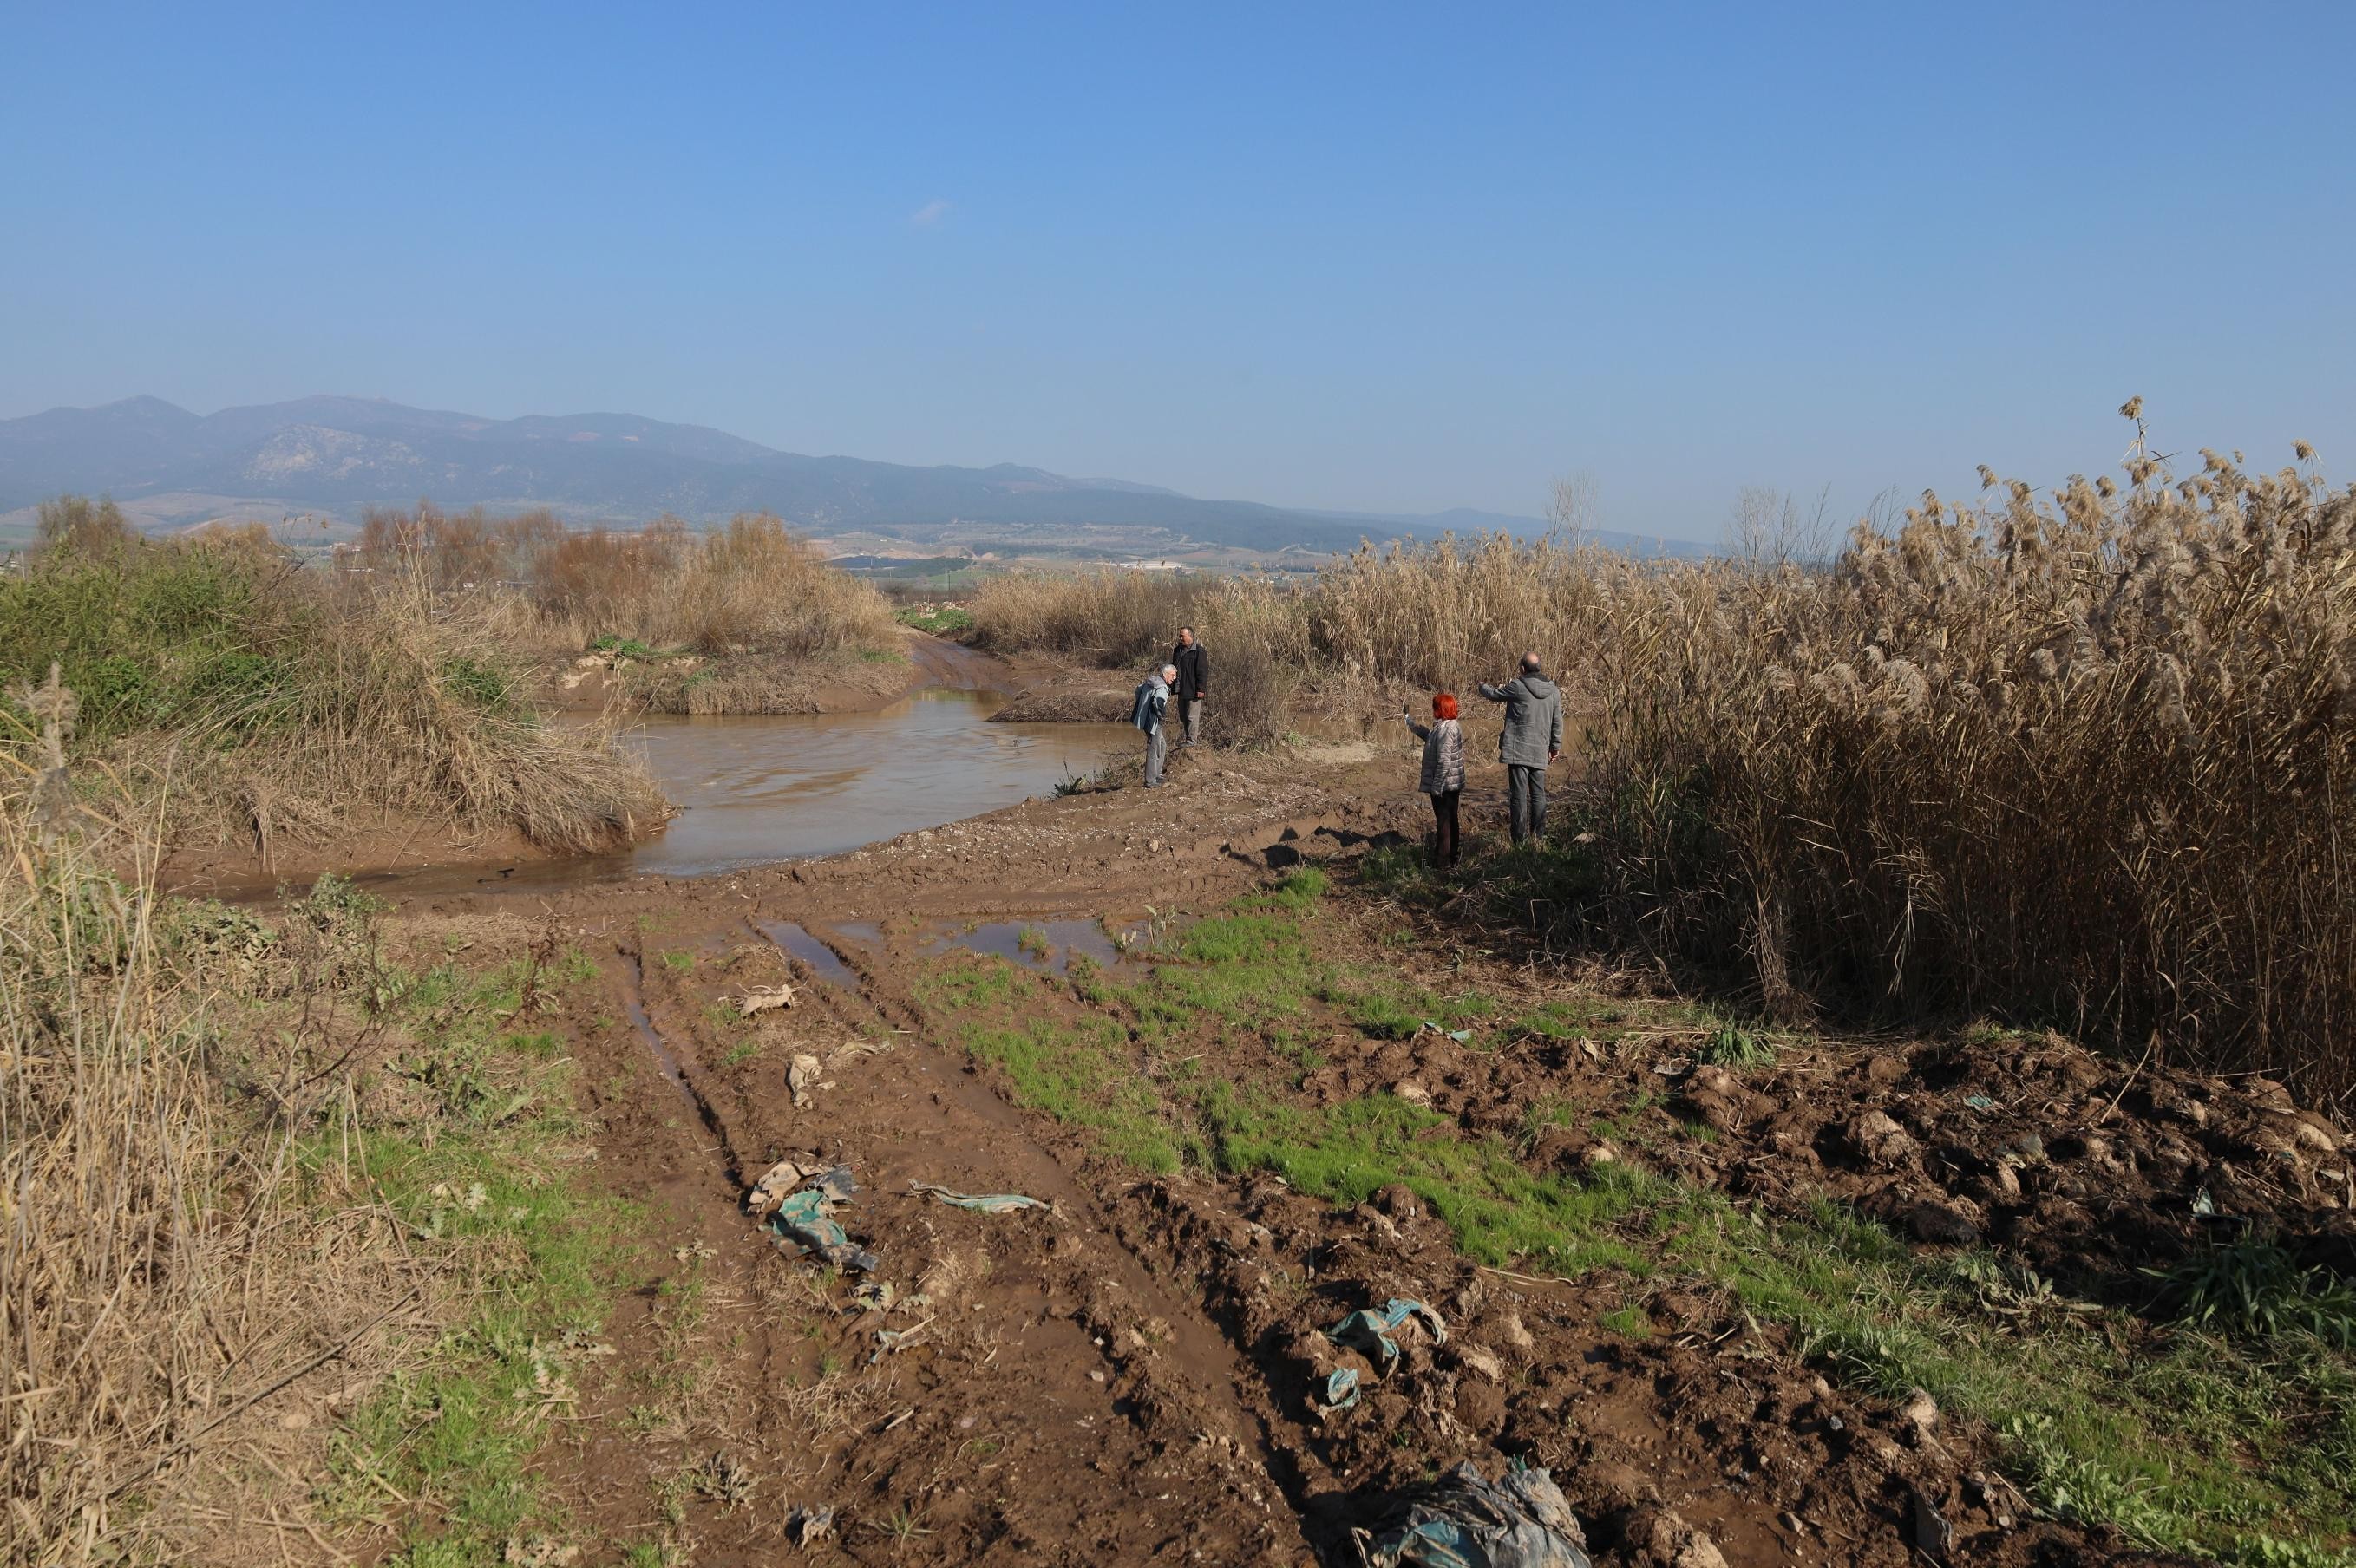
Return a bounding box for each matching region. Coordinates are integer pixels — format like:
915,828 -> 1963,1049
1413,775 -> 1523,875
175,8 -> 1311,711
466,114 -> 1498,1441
1177,626 -> 1195,647
1433,691 -> 1459,720
1160,663 -> 1177,683
1519,651 -> 1543,676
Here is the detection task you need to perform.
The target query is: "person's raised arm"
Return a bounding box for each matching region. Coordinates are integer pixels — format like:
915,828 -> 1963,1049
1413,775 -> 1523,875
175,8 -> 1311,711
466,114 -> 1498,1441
1476,681 -> 1508,702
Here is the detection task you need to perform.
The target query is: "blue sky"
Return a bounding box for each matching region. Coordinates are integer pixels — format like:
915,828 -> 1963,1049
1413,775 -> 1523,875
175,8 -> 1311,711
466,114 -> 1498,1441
3,2 -> 2349,540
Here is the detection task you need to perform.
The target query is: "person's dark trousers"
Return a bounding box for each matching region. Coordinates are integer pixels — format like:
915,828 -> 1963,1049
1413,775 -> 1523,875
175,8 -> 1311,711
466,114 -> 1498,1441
1507,765 -> 1547,844
1429,789 -> 1462,867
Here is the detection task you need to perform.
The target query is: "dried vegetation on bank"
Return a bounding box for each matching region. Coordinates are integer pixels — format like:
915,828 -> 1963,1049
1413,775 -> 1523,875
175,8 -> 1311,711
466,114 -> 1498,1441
973,414 -> 2356,1103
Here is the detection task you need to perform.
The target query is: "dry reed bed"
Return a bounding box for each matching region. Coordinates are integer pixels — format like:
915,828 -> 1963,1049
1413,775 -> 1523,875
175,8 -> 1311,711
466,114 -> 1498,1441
0,782 -> 424,1565
359,504 -> 900,661
970,434 -> 2356,1101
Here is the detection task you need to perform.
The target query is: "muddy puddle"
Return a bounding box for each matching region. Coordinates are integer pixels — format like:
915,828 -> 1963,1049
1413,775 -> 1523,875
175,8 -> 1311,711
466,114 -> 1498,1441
236,689 -> 1117,900
918,916 -> 1142,975
754,919 -> 861,987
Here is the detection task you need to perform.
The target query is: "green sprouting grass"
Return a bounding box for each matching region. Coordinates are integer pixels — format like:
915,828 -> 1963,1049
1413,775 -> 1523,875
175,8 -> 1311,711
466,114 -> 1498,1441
316,956 -> 642,1564
894,866 -> 2356,1563
894,604 -> 975,635
915,956 -> 1182,1173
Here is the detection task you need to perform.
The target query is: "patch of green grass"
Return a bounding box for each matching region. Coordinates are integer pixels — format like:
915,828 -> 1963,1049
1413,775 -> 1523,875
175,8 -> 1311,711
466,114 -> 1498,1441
2148,1235 -> 2356,1349
1600,1304 -> 1653,1338
1697,1023 -> 1777,1069
1017,925 -> 1051,959
319,965 -> 641,1564
916,957 -> 1182,1173
895,604 -> 975,635
720,1039 -> 762,1068
590,635 -> 670,660
1199,1088 -> 1654,1274
658,949 -> 696,972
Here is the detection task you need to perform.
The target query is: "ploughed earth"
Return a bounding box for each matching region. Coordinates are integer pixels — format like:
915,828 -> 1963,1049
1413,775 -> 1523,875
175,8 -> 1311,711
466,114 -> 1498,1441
355,731 -> 2352,1567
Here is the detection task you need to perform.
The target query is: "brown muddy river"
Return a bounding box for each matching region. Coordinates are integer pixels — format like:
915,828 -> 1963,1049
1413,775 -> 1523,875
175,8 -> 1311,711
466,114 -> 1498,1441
586,689 -> 1116,882
284,687 -> 1120,899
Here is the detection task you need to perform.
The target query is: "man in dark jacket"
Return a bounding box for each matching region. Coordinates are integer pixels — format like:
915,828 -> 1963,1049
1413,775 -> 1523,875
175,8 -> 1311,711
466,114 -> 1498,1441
1169,626 -> 1208,747
1478,651 -> 1563,844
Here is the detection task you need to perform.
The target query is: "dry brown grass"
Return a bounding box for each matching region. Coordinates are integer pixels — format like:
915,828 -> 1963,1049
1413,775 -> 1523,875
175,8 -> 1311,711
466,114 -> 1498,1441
969,568 -> 1210,665
357,506 -> 900,663
0,768 -> 422,1565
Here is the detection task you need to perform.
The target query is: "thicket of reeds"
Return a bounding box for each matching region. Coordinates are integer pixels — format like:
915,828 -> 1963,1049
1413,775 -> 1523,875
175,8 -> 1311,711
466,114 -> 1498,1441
971,570 -> 1305,747
970,418 -> 2356,1101
1,499 -> 664,859
1588,425 -> 2356,1103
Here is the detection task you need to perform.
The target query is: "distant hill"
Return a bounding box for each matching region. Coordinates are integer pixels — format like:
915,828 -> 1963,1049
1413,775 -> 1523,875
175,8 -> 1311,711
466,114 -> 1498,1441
0,395 -> 1710,558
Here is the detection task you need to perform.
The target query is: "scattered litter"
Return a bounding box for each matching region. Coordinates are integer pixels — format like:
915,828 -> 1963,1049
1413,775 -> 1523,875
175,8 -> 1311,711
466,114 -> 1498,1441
1963,1094 -> 1998,1111
851,1279 -> 897,1313
1415,1022 -> 1476,1043
1314,1366 -> 1361,1416
1328,1298 -> 1448,1375
869,1317 -> 934,1364
829,1038 -> 893,1067
783,1504 -> 835,1545
788,1053 -> 828,1107
1351,1460 -> 1593,1568
736,983 -> 797,1017
759,1166 -> 877,1272
748,1159 -> 815,1219
911,1182 -> 1049,1214
671,1238 -> 717,1264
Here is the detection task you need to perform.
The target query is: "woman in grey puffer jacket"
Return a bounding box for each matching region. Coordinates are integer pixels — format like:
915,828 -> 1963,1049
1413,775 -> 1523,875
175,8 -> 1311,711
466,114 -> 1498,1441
1402,691 -> 1465,868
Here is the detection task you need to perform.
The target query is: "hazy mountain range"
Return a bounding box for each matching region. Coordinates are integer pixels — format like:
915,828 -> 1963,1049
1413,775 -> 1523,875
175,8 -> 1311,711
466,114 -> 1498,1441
0,395 -> 1709,557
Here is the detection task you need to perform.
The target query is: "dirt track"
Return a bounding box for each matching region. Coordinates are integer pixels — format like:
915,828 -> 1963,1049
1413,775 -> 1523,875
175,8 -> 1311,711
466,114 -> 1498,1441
386,735 -> 2350,1566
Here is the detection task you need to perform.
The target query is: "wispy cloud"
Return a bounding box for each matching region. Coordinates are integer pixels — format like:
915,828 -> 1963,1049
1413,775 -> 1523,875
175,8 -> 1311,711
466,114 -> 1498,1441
908,199 -> 951,228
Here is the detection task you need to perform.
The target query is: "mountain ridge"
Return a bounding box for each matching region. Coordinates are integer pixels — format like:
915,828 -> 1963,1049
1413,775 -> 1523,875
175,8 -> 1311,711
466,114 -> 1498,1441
0,395 -> 1711,557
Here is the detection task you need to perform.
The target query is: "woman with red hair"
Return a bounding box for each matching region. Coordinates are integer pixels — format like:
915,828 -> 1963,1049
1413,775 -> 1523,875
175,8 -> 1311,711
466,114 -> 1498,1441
1403,691 -> 1465,868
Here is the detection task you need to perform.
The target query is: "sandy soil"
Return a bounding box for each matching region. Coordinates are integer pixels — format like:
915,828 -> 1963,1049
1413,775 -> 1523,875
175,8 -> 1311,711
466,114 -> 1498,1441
346,729 -> 2354,1567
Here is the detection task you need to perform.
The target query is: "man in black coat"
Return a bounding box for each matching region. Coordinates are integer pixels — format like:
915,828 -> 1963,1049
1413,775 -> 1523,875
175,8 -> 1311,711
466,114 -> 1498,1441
1169,626 -> 1208,747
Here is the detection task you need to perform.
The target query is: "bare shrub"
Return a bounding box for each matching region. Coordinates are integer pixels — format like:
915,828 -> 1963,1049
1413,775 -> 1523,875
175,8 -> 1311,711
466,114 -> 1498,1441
34,494 -> 140,557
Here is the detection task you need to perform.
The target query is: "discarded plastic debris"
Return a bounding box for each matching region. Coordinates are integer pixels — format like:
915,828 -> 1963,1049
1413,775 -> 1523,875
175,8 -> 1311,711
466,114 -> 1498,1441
1352,1460 -> 1593,1568
911,1182 -> 1049,1213
851,1279 -> 897,1313
748,1159 -> 815,1218
784,1504 -> 835,1545
869,1316 -> 934,1364
788,1053 -> 828,1107
736,983 -> 797,1018
1416,1021 -> 1476,1043
1328,1298 -> 1448,1375
759,1165 -> 877,1272
1315,1366 -> 1361,1416
1963,1094 -> 1998,1111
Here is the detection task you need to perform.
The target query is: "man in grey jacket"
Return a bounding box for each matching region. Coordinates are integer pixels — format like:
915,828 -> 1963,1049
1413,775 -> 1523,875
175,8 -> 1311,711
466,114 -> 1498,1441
1132,663 -> 1175,787
1479,652 -> 1563,844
